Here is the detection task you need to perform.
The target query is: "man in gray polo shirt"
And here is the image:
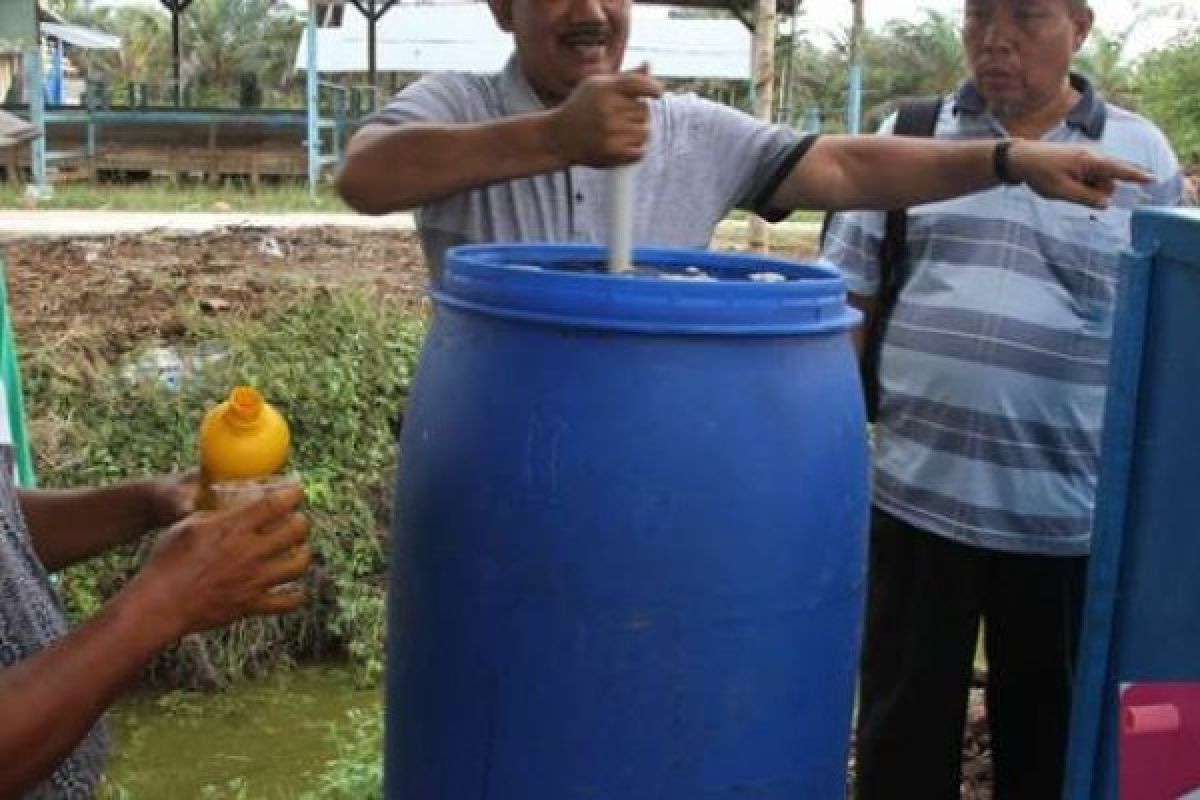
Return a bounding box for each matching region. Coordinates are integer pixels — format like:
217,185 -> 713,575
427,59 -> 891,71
337,0 -> 1149,285
821,0 -> 1185,797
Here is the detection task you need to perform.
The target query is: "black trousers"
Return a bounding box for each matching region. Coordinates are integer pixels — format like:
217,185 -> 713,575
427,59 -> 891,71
854,509 -> 1088,800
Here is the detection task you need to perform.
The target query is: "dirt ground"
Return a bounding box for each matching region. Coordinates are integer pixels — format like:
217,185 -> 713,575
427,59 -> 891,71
2,227 -> 431,355
2,223 -> 995,797
1,224 -> 820,353
846,683 -> 993,799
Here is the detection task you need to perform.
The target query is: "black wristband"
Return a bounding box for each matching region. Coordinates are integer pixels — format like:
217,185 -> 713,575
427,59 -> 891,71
993,140 -> 1021,186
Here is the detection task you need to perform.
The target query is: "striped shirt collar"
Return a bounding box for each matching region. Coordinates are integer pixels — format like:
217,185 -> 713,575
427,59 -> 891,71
953,72 -> 1107,139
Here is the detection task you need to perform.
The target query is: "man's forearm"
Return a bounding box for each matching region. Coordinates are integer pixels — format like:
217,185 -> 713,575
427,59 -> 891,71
0,577 -> 178,796
337,115 -> 570,215
778,135 -> 1001,212
21,482 -> 157,572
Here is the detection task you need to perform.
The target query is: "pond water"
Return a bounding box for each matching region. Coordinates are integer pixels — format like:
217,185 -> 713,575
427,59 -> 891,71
100,664 -> 380,798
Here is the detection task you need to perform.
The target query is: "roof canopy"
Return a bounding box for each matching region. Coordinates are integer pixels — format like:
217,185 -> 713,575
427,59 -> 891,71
296,4 -> 752,80
41,21 -> 122,51
640,0 -> 800,26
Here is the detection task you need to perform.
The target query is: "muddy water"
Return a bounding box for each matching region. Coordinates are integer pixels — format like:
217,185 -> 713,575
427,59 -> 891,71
100,664 -> 379,798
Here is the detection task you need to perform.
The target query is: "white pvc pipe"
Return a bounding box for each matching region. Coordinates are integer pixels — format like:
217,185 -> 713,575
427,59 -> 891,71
608,164 -> 635,273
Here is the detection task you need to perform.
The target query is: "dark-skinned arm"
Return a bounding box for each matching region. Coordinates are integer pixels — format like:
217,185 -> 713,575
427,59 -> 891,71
0,487 -> 310,796
21,473 -> 195,572
0,574 -> 180,795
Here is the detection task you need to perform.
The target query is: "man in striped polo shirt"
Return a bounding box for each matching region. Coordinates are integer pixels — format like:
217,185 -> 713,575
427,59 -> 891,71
822,1 -> 1186,797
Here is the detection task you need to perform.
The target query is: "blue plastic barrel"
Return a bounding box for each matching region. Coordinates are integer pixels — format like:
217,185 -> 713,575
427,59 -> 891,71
388,244 -> 869,799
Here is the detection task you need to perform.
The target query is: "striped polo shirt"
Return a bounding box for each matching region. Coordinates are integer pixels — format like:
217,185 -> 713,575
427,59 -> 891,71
822,74 -> 1185,556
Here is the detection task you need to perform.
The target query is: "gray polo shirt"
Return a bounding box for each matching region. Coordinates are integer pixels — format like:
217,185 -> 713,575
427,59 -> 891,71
374,57 -> 813,282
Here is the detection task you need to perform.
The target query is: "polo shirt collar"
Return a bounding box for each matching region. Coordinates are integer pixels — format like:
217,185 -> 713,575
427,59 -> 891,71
954,72 -> 1107,139
499,55 -> 548,115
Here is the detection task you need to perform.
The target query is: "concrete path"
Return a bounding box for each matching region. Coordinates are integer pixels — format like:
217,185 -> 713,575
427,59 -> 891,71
0,210 -> 416,239
0,209 -> 821,242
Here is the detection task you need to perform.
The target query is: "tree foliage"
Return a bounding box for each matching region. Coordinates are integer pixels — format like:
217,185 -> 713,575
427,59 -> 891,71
46,0 -> 302,105
42,0 -> 1200,159
1134,31 -> 1200,163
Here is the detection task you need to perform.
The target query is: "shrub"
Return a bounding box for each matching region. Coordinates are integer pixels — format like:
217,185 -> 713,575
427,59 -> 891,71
24,290 -> 424,687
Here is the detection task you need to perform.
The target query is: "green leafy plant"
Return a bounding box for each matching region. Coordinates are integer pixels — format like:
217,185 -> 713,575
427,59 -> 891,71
304,706 -> 384,800
1135,30 -> 1200,164
25,291 -> 424,687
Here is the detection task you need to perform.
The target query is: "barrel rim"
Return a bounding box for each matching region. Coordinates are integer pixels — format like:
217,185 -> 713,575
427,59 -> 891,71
436,244 -> 862,335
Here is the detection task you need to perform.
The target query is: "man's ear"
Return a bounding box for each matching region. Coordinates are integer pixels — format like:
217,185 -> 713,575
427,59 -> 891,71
1071,6 -> 1095,54
488,0 -> 515,32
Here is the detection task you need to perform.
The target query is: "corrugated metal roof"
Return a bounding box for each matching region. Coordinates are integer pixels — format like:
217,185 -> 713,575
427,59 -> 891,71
295,4 -> 751,80
41,22 -> 122,51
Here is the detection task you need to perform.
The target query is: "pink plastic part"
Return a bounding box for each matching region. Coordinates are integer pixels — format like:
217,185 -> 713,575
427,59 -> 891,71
1123,703 -> 1182,736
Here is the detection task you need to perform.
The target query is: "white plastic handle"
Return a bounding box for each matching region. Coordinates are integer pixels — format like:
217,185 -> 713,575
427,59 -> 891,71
608,164 -> 635,273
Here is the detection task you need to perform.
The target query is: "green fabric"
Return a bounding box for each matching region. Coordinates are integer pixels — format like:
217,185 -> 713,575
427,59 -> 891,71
0,254 -> 35,487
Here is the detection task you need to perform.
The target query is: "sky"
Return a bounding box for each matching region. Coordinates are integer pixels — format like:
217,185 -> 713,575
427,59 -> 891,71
798,0 -> 1196,61
90,0 -> 1199,62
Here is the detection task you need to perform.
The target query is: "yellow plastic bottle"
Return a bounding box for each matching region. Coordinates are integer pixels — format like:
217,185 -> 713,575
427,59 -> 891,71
198,386 -> 291,508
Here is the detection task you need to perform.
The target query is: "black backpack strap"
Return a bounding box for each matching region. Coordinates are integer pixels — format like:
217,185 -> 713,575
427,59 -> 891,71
878,95 -> 945,296
817,96 -> 943,255
838,95 -> 943,421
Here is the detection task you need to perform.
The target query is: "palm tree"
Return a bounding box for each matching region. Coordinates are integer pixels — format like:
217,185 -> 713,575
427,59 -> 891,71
181,0 -> 303,105
1133,29 -> 1200,162
862,10 -> 964,125
1074,26 -> 1139,108
885,10 -> 964,96
54,0 -> 302,106
44,0 -> 109,27
808,10 -> 965,133
45,1 -> 170,99
787,38 -> 848,130
109,8 -> 171,88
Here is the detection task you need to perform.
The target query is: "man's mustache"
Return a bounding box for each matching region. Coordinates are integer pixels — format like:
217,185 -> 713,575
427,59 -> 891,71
559,23 -> 611,43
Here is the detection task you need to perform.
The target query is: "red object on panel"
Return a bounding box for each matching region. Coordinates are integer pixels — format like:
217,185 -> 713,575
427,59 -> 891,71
1121,683 -> 1200,799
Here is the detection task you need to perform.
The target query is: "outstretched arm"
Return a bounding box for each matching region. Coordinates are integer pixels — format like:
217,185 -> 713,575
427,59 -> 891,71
337,69 -> 664,215
772,135 -> 1150,213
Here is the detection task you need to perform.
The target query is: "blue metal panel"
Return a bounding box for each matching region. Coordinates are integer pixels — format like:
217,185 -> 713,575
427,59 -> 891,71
84,110 -> 310,127
306,0 -> 320,195
51,38 -> 64,105
24,46 -> 45,187
1065,208 -> 1200,799
804,105 -> 821,133
847,63 -> 863,135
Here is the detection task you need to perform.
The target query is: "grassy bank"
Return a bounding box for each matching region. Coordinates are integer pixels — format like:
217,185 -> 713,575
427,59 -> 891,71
0,183 -> 349,213
0,182 -> 826,227
25,290 -> 422,687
